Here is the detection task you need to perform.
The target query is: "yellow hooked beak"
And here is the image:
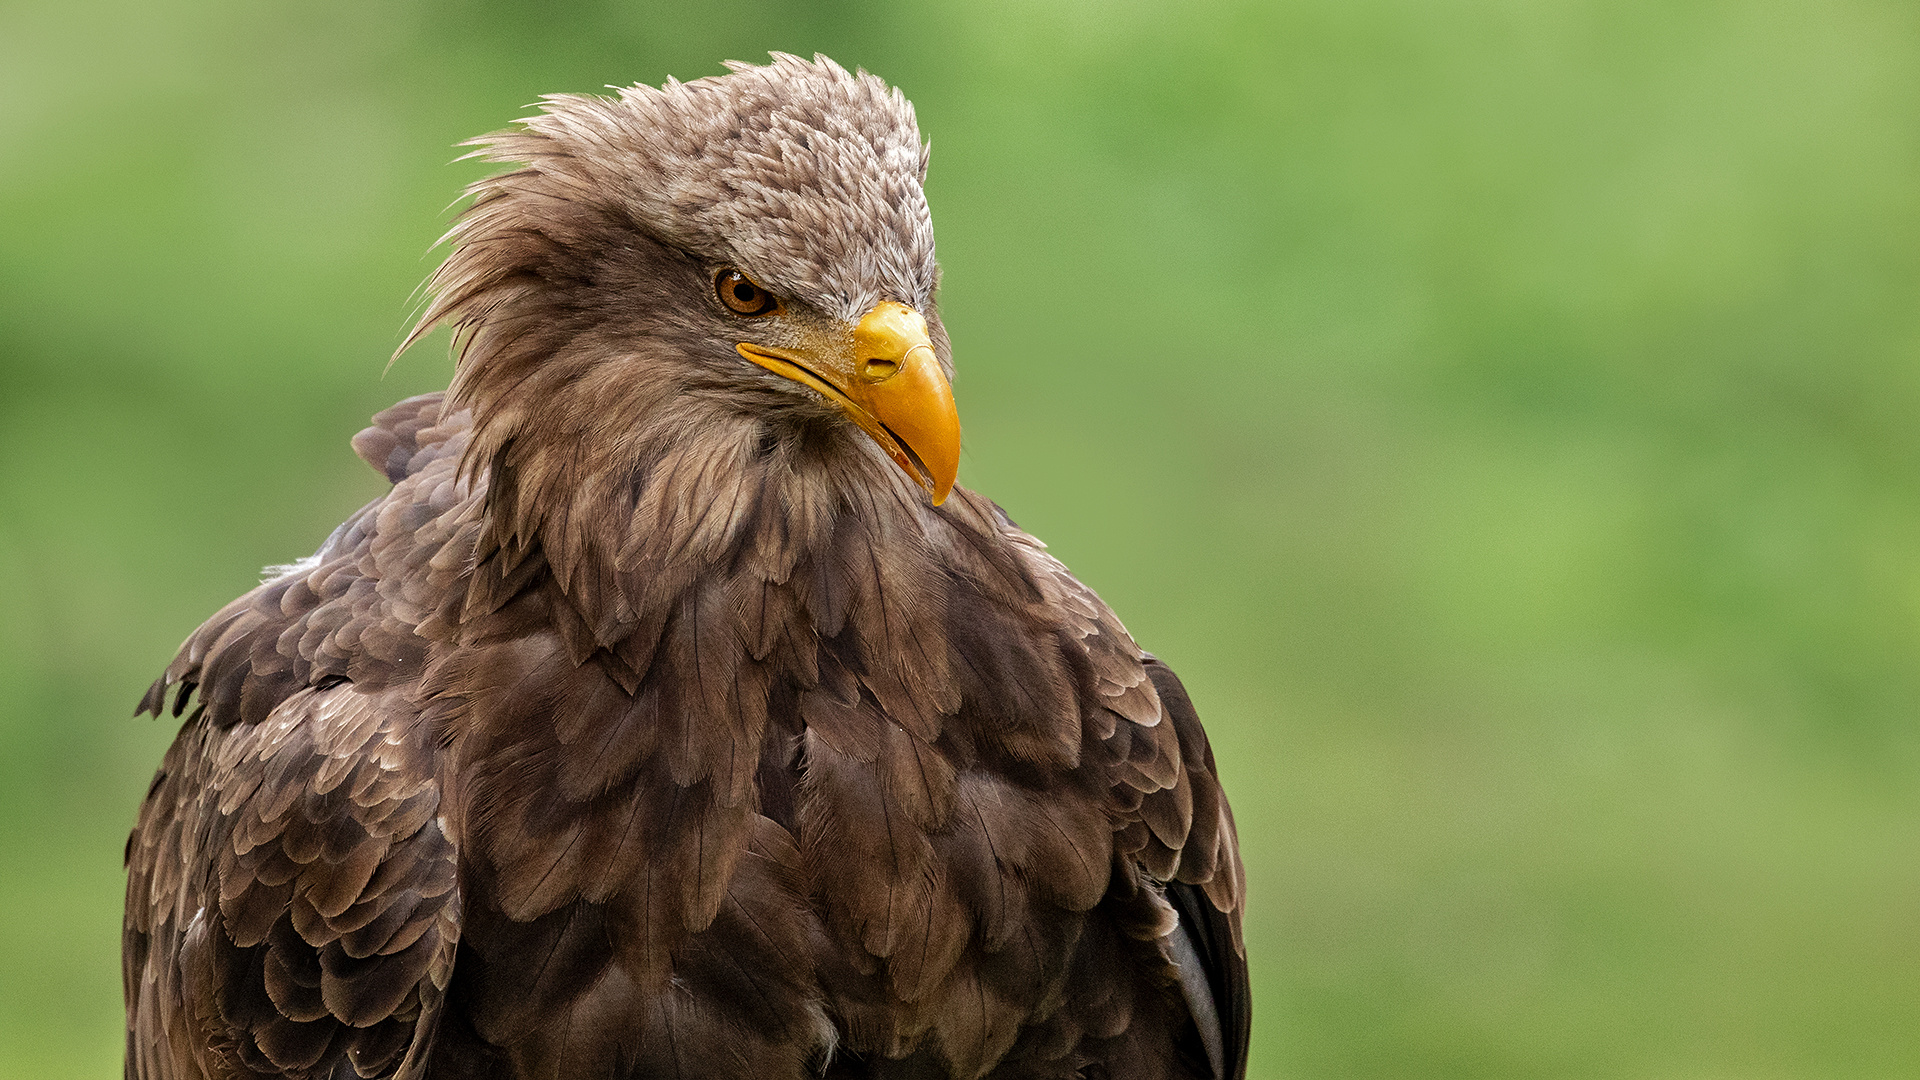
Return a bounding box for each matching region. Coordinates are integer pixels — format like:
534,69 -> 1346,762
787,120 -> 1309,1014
736,301 -> 960,505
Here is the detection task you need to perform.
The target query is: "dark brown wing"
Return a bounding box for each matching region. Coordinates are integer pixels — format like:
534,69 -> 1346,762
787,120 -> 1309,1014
998,522 -> 1249,1080
1148,657 -> 1251,1080
124,685 -> 459,1080
126,393 -> 471,1079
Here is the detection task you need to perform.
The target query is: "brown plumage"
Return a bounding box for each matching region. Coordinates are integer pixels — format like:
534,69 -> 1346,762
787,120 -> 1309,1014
124,54 -> 1247,1080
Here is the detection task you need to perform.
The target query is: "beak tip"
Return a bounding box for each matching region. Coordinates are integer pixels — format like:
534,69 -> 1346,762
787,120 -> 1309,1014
927,436 -> 958,507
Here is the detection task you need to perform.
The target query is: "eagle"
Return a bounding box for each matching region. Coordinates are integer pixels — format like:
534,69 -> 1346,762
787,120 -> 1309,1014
124,54 -> 1248,1080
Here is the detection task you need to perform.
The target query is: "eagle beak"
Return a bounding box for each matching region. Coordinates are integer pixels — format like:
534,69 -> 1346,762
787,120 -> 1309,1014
737,301 -> 960,506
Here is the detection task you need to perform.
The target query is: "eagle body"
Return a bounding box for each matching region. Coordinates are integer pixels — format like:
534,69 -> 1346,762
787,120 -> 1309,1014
124,56 -> 1247,1080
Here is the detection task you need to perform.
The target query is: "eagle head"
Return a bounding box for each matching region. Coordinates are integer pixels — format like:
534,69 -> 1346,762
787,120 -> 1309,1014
405,52 -> 962,578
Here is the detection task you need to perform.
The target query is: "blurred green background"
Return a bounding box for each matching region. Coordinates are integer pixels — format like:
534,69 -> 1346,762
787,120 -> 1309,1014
3,0 -> 1918,1076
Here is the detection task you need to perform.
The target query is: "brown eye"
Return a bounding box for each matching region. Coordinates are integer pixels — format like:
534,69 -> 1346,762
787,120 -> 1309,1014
716,269 -> 779,316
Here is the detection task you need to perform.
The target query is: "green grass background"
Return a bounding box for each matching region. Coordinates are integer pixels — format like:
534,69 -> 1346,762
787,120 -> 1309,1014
4,0 -> 1919,1076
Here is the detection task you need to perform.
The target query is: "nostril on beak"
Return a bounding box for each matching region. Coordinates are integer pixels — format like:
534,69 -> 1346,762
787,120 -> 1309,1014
863,358 -> 901,381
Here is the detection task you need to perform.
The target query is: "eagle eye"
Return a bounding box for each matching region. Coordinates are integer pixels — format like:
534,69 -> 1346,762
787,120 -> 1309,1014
716,269 -> 780,316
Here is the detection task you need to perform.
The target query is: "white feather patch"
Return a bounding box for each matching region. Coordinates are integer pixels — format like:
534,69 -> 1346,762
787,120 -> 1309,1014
259,553 -> 323,584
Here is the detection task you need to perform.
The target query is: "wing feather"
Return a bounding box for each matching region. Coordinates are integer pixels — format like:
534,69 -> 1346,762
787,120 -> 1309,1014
1146,657 -> 1251,1080
125,685 -> 460,1080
